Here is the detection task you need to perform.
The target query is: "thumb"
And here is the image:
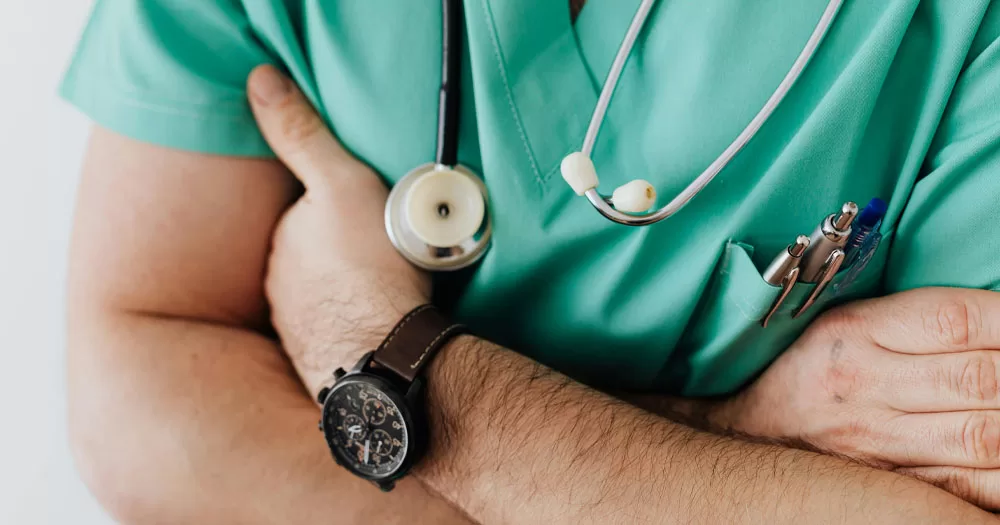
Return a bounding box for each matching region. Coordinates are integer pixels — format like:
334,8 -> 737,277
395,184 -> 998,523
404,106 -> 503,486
246,64 -> 367,192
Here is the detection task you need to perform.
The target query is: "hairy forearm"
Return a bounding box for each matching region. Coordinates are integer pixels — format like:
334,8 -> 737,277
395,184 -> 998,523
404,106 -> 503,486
415,336 -> 994,524
68,309 -> 473,525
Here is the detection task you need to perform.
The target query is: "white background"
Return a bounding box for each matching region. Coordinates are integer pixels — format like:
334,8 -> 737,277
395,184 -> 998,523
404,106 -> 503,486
0,1 -> 116,523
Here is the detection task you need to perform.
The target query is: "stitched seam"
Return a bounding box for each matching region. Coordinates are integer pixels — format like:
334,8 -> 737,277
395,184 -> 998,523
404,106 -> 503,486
410,324 -> 463,369
69,77 -> 252,116
544,161 -> 563,182
480,0 -> 543,186
116,97 -> 251,120
728,291 -> 768,322
378,305 -> 433,353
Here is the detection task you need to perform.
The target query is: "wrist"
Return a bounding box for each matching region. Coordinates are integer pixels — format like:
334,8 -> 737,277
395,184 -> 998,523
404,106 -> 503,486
286,288 -> 428,397
415,334 -> 490,501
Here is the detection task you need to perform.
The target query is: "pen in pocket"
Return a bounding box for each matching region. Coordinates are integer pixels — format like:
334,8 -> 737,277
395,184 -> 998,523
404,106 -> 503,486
834,198 -> 888,295
843,198 -> 888,266
760,235 -> 810,328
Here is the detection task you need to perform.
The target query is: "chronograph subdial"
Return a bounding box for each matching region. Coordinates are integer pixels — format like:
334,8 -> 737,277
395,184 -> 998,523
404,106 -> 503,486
341,414 -> 366,442
362,398 -> 388,425
371,429 -> 394,457
355,429 -> 397,467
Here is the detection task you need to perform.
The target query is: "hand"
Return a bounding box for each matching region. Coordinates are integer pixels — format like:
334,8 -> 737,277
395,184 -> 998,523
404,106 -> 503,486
715,287 -> 1000,509
247,65 -> 430,396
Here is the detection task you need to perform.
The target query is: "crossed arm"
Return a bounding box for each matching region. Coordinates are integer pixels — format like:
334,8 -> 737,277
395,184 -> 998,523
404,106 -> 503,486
66,129 -> 472,524
416,335 -> 989,523
68,115 -> 996,523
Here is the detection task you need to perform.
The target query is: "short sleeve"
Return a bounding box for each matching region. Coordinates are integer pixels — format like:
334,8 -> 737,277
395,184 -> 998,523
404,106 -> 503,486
60,0 -> 275,156
884,5 -> 1000,292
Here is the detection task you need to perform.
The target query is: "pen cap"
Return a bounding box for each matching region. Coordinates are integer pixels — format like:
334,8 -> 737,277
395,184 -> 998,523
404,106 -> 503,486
788,235 -> 810,258
855,198 -> 888,229
762,235 -> 811,286
831,202 -> 859,232
799,202 -> 857,283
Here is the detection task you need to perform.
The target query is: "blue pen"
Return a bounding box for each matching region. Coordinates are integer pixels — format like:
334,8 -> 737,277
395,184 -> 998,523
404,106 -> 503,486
844,198 -> 887,264
833,197 -> 887,296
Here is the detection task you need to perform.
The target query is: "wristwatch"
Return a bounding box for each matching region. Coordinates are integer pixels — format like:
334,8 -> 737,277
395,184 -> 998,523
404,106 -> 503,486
316,305 -> 465,492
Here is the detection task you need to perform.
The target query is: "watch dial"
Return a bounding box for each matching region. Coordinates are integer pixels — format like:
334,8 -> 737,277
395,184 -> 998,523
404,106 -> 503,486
324,380 -> 408,478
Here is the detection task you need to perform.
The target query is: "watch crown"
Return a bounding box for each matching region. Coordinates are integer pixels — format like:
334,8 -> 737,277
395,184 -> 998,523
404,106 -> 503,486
317,420 -> 323,432
317,387 -> 331,404
333,368 -> 346,380
377,480 -> 395,492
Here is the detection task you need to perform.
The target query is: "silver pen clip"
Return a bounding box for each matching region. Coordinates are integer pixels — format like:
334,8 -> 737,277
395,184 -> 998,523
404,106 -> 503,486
761,235 -> 810,328
793,248 -> 846,319
761,267 -> 800,328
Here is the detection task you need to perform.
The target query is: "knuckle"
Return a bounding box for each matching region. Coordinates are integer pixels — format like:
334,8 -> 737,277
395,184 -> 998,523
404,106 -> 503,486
814,419 -> 862,458
926,299 -> 980,349
959,412 -> 1000,463
952,355 -> 1000,402
941,469 -> 977,502
817,345 -> 866,404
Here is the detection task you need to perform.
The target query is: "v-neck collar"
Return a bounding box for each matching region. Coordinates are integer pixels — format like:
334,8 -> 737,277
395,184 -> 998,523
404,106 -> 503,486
476,0 -> 609,188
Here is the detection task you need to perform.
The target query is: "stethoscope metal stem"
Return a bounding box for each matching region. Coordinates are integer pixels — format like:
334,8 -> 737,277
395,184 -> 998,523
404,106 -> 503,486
585,189 -> 663,226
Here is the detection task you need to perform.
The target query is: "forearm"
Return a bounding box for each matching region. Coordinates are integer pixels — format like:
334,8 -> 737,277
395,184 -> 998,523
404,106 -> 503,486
416,336 -> 994,524
68,309 -> 472,525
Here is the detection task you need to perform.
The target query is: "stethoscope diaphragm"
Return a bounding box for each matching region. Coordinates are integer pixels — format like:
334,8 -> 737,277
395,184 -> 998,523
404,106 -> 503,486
385,163 -> 492,271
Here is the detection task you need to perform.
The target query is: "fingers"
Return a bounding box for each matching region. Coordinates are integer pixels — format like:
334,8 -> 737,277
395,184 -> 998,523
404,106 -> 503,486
247,64 -> 366,192
878,351 -> 1000,412
898,466 -> 1000,511
873,411 -> 1000,469
838,288 -> 1000,355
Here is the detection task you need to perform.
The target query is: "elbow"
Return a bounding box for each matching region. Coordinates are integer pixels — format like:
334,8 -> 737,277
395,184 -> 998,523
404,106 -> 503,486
66,314 -> 177,525
67,378 -> 162,525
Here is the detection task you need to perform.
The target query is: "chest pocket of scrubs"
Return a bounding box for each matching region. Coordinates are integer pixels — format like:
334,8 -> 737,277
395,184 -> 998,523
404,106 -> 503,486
664,232 -> 894,397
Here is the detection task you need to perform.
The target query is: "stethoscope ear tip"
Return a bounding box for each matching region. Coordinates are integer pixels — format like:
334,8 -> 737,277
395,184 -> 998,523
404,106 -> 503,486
611,179 -> 656,213
560,152 -> 657,215
560,152 -> 600,196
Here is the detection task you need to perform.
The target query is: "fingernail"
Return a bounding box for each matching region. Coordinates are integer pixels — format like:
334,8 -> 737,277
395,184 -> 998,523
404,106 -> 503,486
250,65 -> 291,106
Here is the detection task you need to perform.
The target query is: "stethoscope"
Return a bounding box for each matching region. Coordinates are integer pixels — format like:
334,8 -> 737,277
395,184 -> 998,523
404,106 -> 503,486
386,0 -> 845,271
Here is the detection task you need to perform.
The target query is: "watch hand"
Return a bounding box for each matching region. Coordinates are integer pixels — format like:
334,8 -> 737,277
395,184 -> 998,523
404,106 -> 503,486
364,439 -> 370,464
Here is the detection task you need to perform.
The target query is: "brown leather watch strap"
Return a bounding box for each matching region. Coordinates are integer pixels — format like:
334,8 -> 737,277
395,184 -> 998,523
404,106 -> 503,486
371,305 -> 465,384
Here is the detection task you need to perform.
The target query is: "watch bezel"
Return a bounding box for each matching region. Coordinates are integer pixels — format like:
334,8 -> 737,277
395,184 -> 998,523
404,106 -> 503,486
320,371 -> 427,487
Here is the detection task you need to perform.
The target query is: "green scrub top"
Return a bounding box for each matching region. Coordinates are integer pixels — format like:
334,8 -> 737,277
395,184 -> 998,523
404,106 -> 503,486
62,0 -> 1000,396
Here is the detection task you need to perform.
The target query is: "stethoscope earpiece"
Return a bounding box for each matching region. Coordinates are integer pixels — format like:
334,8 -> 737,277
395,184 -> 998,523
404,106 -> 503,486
610,179 -> 657,213
560,152 -> 656,214
560,0 -> 844,226
385,163 -> 492,271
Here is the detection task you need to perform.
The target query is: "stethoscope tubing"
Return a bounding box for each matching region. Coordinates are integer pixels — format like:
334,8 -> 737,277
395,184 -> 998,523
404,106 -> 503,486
436,0 -> 463,168
581,0 -> 846,226
387,0 -> 846,270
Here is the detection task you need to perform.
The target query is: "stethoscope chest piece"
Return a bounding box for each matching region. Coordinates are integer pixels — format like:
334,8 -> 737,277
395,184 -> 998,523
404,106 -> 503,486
385,163 -> 492,271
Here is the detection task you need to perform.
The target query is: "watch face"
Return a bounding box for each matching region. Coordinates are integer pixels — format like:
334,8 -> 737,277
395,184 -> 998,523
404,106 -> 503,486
323,377 -> 410,479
